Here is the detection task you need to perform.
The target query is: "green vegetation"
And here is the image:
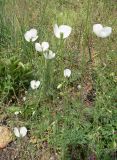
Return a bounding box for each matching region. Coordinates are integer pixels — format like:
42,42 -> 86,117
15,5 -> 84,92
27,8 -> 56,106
0,0 -> 117,159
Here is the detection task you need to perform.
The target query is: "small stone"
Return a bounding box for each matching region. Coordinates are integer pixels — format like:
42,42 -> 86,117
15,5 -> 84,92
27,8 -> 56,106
0,126 -> 13,149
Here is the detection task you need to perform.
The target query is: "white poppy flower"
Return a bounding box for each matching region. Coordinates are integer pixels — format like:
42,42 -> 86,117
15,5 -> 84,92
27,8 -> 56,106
35,42 -> 49,52
64,69 -> 71,78
14,127 -> 27,137
93,24 -> 112,38
30,80 -> 40,90
24,28 -> 38,42
43,50 -> 55,59
53,24 -> 72,39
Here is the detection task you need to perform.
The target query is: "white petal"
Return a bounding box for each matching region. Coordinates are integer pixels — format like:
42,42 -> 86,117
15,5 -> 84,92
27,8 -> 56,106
20,127 -> 27,137
77,85 -> 82,90
23,97 -> 26,101
14,127 -> 20,137
29,28 -> 38,38
44,50 -> 55,59
32,111 -> 36,115
42,42 -> 49,51
30,80 -> 36,89
59,25 -> 72,39
32,36 -> 38,42
35,43 -> 42,52
57,83 -> 63,89
53,24 -> 61,38
24,31 -> 32,42
64,69 -> 71,77
93,24 -> 103,35
35,81 -> 40,88
99,27 -> 112,38
14,111 -> 20,115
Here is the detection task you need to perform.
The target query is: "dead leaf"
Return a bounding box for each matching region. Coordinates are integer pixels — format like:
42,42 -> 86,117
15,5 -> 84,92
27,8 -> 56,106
0,126 -> 13,149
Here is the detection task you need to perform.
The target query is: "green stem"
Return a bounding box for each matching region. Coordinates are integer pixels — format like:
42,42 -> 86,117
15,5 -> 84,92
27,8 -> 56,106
86,0 -> 92,62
